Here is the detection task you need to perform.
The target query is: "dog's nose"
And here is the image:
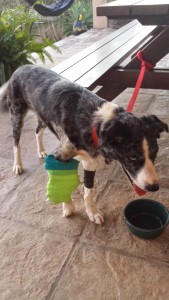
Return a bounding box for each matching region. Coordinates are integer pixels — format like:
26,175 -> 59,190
145,183 -> 159,192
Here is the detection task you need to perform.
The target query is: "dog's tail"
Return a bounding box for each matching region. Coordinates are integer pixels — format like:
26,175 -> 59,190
0,81 -> 9,111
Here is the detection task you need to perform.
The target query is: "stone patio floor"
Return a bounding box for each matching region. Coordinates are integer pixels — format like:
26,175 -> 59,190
1,28 -> 169,300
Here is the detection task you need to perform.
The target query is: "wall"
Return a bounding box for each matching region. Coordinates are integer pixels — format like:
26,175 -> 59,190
92,0 -> 130,29
93,0 -> 108,29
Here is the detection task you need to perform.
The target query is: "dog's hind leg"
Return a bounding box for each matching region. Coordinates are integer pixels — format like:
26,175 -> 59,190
8,81 -> 28,174
35,120 -> 47,158
11,112 -> 27,175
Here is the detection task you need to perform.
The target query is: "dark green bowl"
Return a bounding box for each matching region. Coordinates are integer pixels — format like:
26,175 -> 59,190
124,199 -> 169,239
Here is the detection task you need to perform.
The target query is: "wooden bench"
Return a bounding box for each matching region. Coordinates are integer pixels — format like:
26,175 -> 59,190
52,20 -> 158,101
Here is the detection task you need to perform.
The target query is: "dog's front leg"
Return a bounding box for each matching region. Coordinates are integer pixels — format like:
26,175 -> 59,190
82,157 -> 104,225
62,201 -> 75,218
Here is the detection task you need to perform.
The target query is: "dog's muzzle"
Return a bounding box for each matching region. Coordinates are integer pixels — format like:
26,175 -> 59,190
121,165 -> 146,196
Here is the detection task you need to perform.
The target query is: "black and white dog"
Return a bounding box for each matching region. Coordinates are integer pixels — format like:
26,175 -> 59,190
1,65 -> 168,224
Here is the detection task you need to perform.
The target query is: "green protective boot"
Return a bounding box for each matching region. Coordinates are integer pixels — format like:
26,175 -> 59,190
44,155 -> 80,204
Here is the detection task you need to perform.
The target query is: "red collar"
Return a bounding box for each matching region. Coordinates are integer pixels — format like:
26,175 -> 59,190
92,126 -> 110,165
92,126 -> 98,146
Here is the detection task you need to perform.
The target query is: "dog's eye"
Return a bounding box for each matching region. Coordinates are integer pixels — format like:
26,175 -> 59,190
130,156 -> 137,161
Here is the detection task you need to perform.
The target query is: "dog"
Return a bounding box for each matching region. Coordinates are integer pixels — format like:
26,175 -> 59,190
0,64 -> 168,224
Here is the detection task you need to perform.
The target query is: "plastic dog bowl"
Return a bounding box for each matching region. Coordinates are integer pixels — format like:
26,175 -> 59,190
124,199 -> 169,239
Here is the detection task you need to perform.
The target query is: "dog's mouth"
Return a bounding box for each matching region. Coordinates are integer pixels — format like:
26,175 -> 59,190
122,166 -> 146,196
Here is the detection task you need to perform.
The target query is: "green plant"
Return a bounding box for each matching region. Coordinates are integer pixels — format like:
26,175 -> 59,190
61,0 -> 93,36
0,5 -> 60,83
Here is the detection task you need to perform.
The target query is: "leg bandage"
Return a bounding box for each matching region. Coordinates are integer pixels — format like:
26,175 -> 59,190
84,169 -> 96,188
45,155 -> 80,204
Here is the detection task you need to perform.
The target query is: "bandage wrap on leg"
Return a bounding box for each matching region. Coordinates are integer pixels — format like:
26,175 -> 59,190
84,170 -> 96,188
44,155 -> 80,204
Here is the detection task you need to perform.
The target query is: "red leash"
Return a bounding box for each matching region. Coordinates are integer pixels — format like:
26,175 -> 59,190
92,51 -> 155,145
127,51 -> 154,112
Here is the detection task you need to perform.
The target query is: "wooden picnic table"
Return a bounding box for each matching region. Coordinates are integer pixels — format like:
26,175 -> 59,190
96,0 -> 169,94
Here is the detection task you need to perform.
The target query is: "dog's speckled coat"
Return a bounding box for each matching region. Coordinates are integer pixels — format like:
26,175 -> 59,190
2,64 -> 168,224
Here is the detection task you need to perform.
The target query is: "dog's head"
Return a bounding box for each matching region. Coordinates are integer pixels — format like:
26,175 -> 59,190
95,104 -> 168,194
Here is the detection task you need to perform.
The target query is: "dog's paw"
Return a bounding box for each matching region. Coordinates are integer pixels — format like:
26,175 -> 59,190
62,201 -> 75,218
86,208 -> 104,225
38,150 -> 47,159
53,146 -> 76,162
53,153 -> 70,162
13,163 -> 23,175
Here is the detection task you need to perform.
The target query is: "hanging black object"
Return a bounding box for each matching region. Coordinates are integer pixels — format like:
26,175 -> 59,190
24,0 -> 74,16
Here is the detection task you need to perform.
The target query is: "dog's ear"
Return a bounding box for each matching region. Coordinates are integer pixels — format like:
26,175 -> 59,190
141,115 -> 168,138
